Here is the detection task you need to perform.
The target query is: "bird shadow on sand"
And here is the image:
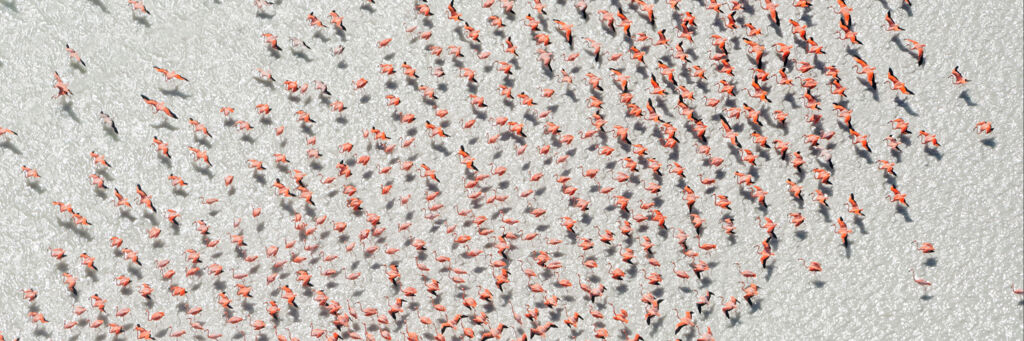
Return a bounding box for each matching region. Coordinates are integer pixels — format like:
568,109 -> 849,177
901,1 -> 914,16
159,87 -> 191,98
896,206 -> 913,222
0,0 -> 18,12
254,76 -> 275,88
142,211 -> 159,225
103,126 -> 121,141
889,35 -> 912,53
192,164 -> 214,179
61,101 -> 82,123
132,15 -> 152,27
893,97 -> 918,116
93,187 -> 108,199
87,0 -> 108,13
158,156 -> 172,168
70,61 -> 87,74
118,209 -> 136,221
32,328 -> 51,339
291,50 -> 313,62
958,90 -> 978,106
150,120 -> 179,131
57,219 -> 93,240
980,138 -> 997,148
0,140 -> 22,154
28,180 -> 45,193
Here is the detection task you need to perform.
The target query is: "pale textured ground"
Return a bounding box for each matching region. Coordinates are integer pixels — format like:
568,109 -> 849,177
0,0 -> 1021,340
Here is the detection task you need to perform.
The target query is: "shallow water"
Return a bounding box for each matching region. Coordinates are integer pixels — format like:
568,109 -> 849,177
0,0 -> 1021,340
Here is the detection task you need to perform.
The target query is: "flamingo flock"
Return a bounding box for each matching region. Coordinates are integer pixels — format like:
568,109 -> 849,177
0,0 -> 1021,340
